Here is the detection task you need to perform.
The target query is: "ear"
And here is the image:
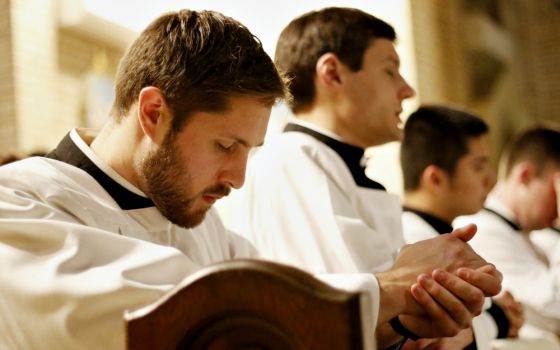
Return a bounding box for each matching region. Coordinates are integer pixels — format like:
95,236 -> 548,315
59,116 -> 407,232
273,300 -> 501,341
514,161 -> 536,186
421,165 -> 449,192
137,87 -> 171,144
422,165 -> 442,188
316,53 -> 342,87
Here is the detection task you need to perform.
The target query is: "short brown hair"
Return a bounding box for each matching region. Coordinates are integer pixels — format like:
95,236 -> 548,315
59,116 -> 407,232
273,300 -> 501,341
112,10 -> 289,131
274,7 -> 396,113
502,124 -> 560,178
401,105 -> 488,192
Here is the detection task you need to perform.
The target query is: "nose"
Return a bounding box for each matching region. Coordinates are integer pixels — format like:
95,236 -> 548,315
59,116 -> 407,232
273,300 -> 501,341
220,152 -> 248,190
399,77 -> 416,100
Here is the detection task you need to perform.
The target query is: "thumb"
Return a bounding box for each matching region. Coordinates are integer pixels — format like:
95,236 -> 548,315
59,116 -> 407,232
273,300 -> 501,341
451,223 -> 477,242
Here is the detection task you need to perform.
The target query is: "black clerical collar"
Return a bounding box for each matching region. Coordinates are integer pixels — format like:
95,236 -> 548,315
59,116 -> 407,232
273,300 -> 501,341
403,207 -> 453,234
483,207 -> 522,231
284,123 -> 385,190
46,132 -> 155,210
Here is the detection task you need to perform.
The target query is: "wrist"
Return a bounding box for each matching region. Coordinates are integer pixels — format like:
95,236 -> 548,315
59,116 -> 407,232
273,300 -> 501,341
375,270 -> 411,324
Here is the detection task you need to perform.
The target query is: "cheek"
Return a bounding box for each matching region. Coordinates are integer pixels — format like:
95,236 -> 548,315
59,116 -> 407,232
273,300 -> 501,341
461,175 -> 487,205
546,187 -> 558,216
191,154 -> 226,186
528,185 -> 557,225
461,175 -> 483,194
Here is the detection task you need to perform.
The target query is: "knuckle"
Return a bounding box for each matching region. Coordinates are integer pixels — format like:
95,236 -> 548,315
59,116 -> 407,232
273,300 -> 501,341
442,324 -> 460,337
458,316 -> 472,329
470,289 -> 485,307
450,303 -> 464,316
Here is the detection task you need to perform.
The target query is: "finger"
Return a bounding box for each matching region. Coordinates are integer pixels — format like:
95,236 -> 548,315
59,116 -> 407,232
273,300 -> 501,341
502,290 -> 513,300
423,270 -> 481,319
451,224 -> 477,242
513,301 -> 524,316
456,267 -> 502,296
476,264 -> 503,282
400,339 -> 422,350
510,317 -> 524,331
432,269 -> 485,315
418,341 -> 445,350
409,278 -> 466,336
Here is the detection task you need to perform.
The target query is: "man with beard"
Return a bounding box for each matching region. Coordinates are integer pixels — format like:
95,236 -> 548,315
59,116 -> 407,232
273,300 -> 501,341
0,9 -> 285,349
0,8 -> 501,350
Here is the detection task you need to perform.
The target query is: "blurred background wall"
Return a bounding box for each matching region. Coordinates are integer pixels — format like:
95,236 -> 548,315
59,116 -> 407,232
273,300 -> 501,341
1,0 -> 559,194
410,0 -> 560,168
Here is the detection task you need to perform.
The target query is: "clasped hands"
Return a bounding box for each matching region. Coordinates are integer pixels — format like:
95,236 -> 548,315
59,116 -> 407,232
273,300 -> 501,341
376,224 -> 502,348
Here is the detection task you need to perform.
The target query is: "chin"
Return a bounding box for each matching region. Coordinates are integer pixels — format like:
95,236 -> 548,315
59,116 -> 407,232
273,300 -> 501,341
161,205 -> 210,229
390,128 -> 404,142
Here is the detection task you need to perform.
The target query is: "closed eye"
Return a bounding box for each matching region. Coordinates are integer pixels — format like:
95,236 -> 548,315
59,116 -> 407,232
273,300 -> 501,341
216,141 -> 235,152
385,69 -> 397,78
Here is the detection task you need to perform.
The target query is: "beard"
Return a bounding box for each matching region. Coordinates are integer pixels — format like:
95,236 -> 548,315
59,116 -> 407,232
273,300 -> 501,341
141,134 -> 230,229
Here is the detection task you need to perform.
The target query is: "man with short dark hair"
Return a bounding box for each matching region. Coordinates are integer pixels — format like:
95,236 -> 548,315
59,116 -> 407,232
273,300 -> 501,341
0,9 -> 287,349
227,7 -> 502,348
400,105 -> 526,349
401,105 -> 495,243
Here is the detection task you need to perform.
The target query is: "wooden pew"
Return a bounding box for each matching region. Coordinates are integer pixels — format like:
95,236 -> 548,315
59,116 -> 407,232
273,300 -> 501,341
125,259 -> 374,350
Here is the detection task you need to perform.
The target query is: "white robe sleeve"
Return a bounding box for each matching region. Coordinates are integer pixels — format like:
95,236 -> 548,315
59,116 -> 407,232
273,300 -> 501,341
0,219 -> 199,350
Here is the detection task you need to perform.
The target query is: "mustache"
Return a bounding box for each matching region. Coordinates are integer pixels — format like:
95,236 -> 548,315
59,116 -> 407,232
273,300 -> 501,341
202,184 -> 231,198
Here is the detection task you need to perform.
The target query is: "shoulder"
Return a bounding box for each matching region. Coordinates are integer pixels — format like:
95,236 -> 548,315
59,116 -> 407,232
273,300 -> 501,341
402,211 -> 438,243
1,157 -> 92,190
251,133 -> 346,177
256,132 -> 339,162
455,210 -> 506,233
0,157 -> 117,221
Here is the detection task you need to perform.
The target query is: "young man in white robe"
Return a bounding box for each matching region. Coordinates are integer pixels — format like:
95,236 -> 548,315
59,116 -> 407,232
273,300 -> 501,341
400,105 -> 527,349
456,125 -> 560,337
219,7 -> 502,349
0,8 -> 502,350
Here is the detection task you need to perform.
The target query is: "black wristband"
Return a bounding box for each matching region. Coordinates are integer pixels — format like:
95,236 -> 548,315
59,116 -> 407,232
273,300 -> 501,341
389,316 -> 420,341
487,301 -> 510,339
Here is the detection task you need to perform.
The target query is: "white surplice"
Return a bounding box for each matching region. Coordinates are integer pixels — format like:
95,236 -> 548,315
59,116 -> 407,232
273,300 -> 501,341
220,122 -> 404,274
457,196 -> 560,335
0,129 -> 380,350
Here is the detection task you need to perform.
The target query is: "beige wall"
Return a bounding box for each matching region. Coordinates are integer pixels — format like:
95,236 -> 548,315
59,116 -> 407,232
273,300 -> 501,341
410,0 -> 560,170
508,0 -> 560,122
0,0 -> 129,157
1,0 -> 559,166
0,0 -> 17,154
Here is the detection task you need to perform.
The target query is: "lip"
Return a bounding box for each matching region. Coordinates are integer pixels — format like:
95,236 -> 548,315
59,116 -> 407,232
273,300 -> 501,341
395,111 -> 403,128
202,195 -> 221,205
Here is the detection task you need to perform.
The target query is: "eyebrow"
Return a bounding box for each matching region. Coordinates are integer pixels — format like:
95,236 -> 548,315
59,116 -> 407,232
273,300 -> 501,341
473,155 -> 490,163
229,136 -> 264,148
384,57 -> 400,67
